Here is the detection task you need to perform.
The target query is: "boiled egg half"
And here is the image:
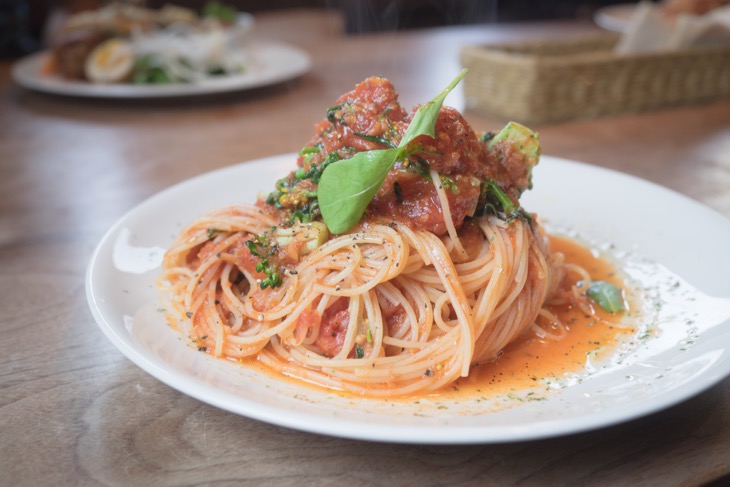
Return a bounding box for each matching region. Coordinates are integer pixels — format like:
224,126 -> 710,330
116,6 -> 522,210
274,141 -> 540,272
84,38 -> 135,83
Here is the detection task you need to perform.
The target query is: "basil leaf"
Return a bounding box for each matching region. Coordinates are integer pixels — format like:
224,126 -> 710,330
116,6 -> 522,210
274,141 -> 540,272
318,69 -> 467,233
587,281 -> 625,314
318,148 -> 401,234
400,68 -> 467,147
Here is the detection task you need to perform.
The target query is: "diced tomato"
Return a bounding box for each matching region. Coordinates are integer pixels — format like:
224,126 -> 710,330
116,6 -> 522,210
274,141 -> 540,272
371,170 -> 480,235
294,308 -> 321,345
315,298 -> 349,357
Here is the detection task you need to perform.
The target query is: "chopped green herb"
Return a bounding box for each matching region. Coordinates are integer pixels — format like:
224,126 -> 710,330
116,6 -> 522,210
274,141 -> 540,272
354,132 -> 395,148
475,180 -> 532,227
327,102 -> 350,125
290,200 -> 319,224
266,151 -> 343,225
207,228 -> 224,240
408,157 -> 432,179
355,344 -> 364,359
300,151 -> 342,184
299,145 -> 321,156
245,239 -> 282,289
440,175 -> 460,194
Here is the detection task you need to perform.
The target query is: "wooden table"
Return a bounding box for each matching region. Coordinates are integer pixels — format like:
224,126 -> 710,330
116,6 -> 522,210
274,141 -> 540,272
2,9 -> 729,486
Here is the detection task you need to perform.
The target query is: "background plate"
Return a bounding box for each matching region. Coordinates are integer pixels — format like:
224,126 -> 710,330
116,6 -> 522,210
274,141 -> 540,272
12,41 -> 311,98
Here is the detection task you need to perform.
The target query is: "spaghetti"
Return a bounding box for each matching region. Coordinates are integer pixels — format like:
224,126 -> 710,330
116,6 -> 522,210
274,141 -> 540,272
158,75 -> 602,397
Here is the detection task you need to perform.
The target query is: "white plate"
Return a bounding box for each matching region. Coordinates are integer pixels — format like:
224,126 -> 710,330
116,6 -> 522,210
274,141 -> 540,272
86,154 -> 730,444
12,41 -> 310,98
594,3 -> 637,32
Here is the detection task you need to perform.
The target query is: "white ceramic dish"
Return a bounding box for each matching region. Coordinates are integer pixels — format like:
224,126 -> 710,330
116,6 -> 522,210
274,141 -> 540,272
86,154 -> 730,444
12,41 -> 310,98
594,3 -> 637,31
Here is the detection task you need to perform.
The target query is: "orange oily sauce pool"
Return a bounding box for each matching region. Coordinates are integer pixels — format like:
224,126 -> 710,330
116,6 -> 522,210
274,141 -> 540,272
436,235 -> 633,400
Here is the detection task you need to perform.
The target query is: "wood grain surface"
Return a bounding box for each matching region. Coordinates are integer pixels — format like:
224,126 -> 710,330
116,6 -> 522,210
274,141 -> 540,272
1,9 -> 729,486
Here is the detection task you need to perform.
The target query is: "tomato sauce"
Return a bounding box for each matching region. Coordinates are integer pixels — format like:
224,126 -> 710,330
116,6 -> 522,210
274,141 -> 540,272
436,235 -> 632,399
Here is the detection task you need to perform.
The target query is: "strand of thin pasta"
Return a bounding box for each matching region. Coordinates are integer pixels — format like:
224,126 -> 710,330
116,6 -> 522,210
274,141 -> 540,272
363,289 -> 385,358
373,281 -> 419,341
418,230 -> 474,377
469,218 -> 511,340
490,223 -> 529,319
473,239 -> 553,362
531,308 -> 568,340
333,295 -> 362,360
473,221 -> 536,359
394,275 -> 434,340
429,168 -> 468,261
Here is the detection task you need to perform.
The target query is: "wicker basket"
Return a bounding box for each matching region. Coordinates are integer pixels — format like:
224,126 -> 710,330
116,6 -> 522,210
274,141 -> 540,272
460,33 -> 730,124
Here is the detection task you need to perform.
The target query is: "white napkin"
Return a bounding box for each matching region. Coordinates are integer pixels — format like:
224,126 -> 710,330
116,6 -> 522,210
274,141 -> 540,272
615,2 -> 730,54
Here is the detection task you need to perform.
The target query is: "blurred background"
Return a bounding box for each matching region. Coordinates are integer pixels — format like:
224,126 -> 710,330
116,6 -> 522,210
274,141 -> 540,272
3,0 -> 642,57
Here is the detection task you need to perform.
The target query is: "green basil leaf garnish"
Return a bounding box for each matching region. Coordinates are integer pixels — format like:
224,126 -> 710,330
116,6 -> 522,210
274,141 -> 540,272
586,280 -> 625,314
400,69 -> 468,148
318,148 -> 401,234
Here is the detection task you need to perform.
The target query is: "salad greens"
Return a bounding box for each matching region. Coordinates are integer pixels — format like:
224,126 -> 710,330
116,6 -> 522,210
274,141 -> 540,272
132,55 -> 173,84
202,0 -> 237,24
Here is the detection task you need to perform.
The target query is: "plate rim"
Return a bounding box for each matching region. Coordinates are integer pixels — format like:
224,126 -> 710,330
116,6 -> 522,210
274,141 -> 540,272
85,154 -> 730,444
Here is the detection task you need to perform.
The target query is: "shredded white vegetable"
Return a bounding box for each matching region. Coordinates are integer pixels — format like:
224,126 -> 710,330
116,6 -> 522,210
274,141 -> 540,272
130,23 -> 245,82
